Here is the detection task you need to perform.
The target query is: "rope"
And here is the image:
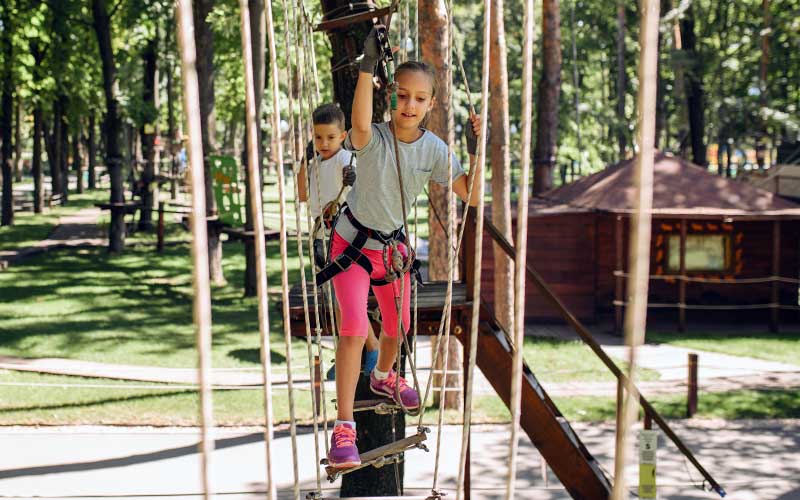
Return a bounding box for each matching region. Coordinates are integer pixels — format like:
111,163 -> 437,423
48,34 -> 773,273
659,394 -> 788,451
264,0 -> 291,496
613,271 -> 800,284
430,0 -> 457,490
285,0 -> 323,495
506,0 -> 535,495
456,0 -> 491,496
174,2 -> 216,497
612,2 -> 661,498
277,0 -> 302,495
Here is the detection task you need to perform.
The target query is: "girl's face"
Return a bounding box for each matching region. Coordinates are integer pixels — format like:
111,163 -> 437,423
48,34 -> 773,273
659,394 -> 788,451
392,70 -> 435,130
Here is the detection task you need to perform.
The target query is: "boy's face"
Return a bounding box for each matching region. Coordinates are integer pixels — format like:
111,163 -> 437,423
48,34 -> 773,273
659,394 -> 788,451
313,123 -> 347,160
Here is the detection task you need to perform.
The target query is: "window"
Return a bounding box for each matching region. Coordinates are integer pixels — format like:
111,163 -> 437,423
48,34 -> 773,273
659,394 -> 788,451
667,234 -> 730,272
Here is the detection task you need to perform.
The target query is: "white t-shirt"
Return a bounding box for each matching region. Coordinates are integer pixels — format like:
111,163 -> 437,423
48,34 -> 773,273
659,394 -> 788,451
307,148 -> 355,219
338,122 -> 465,249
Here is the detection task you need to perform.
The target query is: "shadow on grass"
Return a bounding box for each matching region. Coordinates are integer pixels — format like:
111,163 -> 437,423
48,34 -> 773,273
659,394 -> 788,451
0,390 -> 195,414
228,348 -> 286,365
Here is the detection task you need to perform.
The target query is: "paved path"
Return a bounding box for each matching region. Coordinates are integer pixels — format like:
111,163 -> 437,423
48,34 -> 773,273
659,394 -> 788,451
0,420 -> 797,499
0,206 -> 106,270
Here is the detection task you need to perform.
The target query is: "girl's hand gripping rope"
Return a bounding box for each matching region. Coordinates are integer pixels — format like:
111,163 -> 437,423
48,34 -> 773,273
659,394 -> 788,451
359,26 -> 385,75
465,113 -> 482,156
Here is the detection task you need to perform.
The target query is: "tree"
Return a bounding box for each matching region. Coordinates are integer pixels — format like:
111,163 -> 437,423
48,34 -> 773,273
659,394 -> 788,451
614,0 -> 627,160
532,0 -> 562,194
92,0 -> 126,252
139,31 -> 159,230
1,0 -> 15,226
681,3 -> 706,167
489,0 -> 513,332
194,0 -> 225,285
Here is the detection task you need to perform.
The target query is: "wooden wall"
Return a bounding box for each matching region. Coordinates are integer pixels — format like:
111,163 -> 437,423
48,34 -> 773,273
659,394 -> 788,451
479,212 -> 800,324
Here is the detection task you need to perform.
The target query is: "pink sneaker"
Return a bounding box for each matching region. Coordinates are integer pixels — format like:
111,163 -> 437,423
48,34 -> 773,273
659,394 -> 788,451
370,369 -> 420,410
327,423 -> 361,469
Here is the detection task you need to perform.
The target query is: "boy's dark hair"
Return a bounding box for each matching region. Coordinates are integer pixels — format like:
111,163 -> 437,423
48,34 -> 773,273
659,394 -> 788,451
312,103 -> 346,129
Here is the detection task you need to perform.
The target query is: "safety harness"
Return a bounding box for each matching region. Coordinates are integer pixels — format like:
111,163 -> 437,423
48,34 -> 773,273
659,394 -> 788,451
315,205 -> 421,287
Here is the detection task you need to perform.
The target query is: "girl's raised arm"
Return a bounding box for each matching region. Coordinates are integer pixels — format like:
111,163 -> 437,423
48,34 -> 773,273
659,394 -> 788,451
350,26 -> 383,151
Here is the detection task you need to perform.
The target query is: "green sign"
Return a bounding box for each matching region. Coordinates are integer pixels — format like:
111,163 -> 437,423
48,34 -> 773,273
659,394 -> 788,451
209,155 -> 244,227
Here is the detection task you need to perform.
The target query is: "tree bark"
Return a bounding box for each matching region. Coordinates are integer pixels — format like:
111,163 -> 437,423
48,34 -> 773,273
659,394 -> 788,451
756,0 -> 770,169
32,105 -> 43,213
72,127 -> 83,194
60,104 -> 69,201
318,1 -> 406,495
93,0 -> 126,252
420,0 -> 462,412
533,0 -> 562,194
489,0 -> 513,333
244,0 -> 265,297
139,34 -> 158,230
14,95 -> 23,182
1,2 -> 13,226
670,0 -> 689,158
194,0 -> 224,285
615,0 -> 627,159
88,111 -> 97,189
681,4 -> 706,167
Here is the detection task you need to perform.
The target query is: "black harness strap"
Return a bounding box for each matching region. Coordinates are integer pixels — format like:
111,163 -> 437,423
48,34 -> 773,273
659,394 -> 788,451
315,206 -> 421,287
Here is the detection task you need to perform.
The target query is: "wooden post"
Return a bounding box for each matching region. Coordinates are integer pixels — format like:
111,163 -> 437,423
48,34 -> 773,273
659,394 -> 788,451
644,411 -> 652,430
157,201 -> 165,253
615,215 -> 624,334
771,220 -> 780,332
314,355 -> 321,417
462,320 -> 471,500
615,377 -> 624,455
679,219 -> 687,332
687,353 -> 698,417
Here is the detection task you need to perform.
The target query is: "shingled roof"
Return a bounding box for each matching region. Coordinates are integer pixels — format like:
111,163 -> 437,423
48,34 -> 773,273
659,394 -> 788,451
538,153 -> 800,218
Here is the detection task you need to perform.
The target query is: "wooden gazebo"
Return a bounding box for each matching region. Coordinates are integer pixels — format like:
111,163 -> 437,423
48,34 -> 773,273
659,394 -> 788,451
480,153 -> 800,332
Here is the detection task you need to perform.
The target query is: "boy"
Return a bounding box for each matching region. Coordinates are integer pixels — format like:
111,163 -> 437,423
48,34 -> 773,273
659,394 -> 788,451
298,103 -> 379,376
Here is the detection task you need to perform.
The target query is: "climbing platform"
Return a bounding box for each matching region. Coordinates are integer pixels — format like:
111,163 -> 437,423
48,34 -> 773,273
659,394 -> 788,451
320,428 -> 430,482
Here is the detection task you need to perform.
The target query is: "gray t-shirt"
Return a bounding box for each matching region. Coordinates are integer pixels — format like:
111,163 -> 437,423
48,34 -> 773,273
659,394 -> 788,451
337,122 -> 465,250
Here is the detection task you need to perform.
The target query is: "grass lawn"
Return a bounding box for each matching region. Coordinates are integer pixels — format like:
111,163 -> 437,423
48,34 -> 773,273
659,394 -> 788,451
647,330 -> 800,366
522,337 -> 660,383
0,190 -> 107,252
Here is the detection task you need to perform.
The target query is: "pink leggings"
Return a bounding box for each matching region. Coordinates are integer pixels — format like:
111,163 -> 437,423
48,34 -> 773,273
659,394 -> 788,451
330,231 -> 411,338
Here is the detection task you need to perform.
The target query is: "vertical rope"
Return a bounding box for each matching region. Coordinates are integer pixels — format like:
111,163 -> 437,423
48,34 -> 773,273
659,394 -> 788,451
237,1 -> 277,498
265,0 -> 300,497
174,2 -> 215,497
456,0 -> 491,496
431,0 -> 456,491
505,0 -> 535,496
612,0 -> 661,498
284,0 -> 323,495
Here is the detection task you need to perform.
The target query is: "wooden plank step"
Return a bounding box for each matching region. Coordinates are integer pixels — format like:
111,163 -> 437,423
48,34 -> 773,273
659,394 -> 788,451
321,429 -> 429,482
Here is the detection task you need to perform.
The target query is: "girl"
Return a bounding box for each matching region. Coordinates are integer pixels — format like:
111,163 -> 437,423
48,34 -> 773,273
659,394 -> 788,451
326,26 -> 482,469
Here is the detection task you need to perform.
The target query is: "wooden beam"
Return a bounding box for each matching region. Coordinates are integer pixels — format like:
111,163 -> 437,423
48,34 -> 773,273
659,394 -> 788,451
615,216 -> 624,333
771,220 -> 780,332
679,218 -> 687,332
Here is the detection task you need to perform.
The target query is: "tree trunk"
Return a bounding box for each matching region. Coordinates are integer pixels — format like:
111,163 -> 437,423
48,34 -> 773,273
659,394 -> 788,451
243,0 -> 265,297
195,0 -> 224,285
420,0 -> 462,412
32,105 -> 43,213
318,1 -> 406,496
59,97 -> 69,201
1,3 -> 13,226
88,111 -> 97,189
14,95 -> 23,182
670,0 -> 689,158
533,0 -> 562,194
756,0 -> 770,169
139,35 -> 158,231
93,0 -> 126,252
615,0 -> 627,159
681,5 -> 706,167
72,127 -> 83,194
489,0 -> 513,333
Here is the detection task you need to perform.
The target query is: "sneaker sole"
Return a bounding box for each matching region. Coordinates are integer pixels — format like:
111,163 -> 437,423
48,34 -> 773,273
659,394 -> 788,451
327,459 -> 362,469
369,385 -> 420,410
